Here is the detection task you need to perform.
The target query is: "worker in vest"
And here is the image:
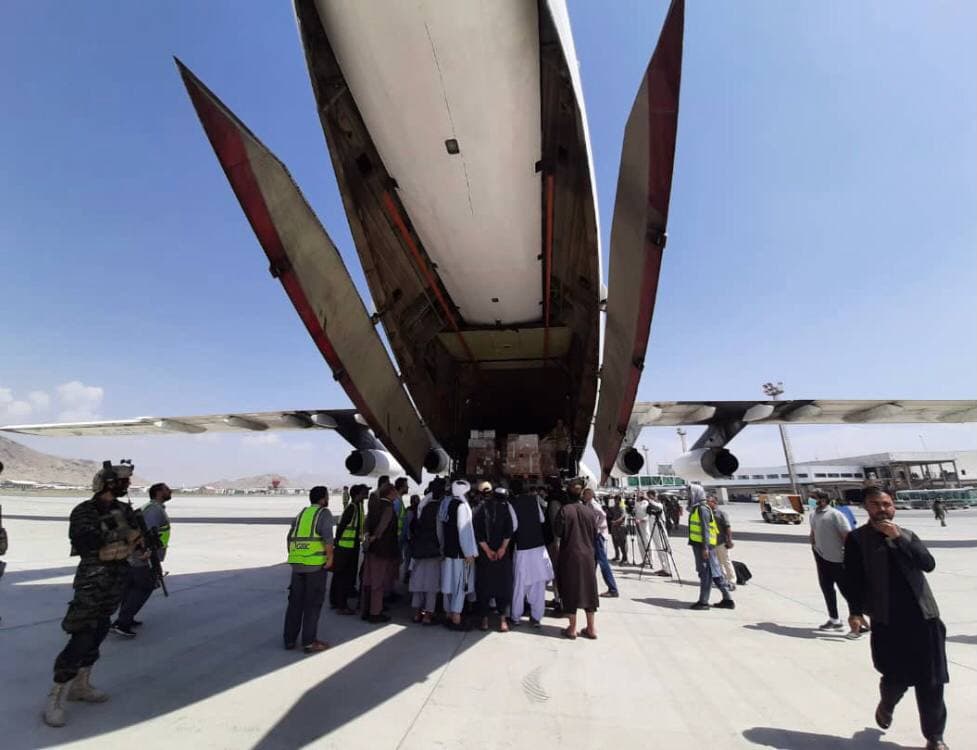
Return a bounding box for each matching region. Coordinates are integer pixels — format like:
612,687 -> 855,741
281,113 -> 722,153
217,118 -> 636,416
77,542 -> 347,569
329,483 -> 367,615
283,486 -> 334,653
111,482 -> 172,637
687,483 -> 735,611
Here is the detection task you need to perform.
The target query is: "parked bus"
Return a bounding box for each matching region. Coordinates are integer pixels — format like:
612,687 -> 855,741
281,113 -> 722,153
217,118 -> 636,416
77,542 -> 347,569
895,488 -> 977,510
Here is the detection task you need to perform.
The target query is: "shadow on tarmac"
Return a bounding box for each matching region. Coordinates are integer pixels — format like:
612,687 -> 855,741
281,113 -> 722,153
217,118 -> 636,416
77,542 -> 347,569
947,633 -> 977,645
0,563 -> 487,750
631,596 -> 691,610
744,726 -> 913,749
743,621 -> 851,641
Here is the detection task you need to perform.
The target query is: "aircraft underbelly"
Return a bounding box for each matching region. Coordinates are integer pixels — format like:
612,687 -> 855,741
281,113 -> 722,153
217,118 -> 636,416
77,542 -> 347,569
316,0 -> 543,325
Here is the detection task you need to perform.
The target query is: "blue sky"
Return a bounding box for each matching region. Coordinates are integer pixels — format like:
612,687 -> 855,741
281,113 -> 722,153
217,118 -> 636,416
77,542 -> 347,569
1,1 -> 974,485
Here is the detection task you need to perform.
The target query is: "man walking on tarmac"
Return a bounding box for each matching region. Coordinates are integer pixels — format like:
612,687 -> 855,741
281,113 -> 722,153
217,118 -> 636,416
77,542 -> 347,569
330,484 -> 367,615
44,460 -> 142,727
687,483 -> 735,610
283,486 -> 334,653
111,482 -> 173,637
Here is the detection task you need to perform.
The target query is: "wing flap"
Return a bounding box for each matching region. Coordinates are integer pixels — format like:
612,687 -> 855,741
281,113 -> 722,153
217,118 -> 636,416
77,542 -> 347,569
592,0 -> 684,480
176,60 -> 429,479
630,400 -> 977,428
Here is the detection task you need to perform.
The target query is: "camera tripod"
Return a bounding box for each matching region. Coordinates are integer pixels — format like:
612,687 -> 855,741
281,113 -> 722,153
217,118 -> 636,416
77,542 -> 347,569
635,511 -> 682,585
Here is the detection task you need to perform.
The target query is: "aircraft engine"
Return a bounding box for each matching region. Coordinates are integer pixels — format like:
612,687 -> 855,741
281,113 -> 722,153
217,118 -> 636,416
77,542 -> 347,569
344,449 -> 396,477
423,447 -> 450,475
673,448 -> 739,482
615,447 -> 644,475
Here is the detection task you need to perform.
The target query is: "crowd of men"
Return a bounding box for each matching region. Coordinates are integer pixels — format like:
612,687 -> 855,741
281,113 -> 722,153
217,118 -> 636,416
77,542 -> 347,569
30,459 -> 952,748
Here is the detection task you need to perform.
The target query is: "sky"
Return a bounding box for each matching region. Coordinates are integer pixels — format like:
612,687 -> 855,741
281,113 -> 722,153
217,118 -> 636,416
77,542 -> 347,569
1,1 -> 975,486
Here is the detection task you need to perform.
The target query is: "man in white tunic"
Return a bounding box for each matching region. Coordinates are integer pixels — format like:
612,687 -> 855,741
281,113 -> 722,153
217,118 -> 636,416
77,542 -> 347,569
508,478 -> 554,627
438,480 -> 477,630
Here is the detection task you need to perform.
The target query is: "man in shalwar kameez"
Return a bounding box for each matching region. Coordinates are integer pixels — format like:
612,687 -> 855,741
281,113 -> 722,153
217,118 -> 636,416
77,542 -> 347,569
438,480 -> 477,630
509,478 -> 553,628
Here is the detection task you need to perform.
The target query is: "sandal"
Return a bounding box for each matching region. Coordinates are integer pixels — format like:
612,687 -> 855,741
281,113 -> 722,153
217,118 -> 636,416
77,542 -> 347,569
303,640 -> 330,653
413,612 -> 424,624
580,628 -> 598,640
562,627 -> 577,640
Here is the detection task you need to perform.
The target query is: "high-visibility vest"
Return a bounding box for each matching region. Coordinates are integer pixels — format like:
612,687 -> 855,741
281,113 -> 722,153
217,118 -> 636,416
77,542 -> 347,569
141,502 -> 171,548
337,502 -> 364,550
688,505 -> 718,545
287,506 -> 327,565
397,501 -> 408,536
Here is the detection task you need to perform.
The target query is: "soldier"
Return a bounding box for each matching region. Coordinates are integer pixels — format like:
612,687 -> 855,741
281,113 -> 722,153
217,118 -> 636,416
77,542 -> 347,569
44,460 -> 142,727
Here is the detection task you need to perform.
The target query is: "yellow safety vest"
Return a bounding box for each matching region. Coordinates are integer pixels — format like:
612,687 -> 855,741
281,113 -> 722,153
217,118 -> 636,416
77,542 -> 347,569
287,506 -> 327,565
337,502 -> 364,550
688,505 -> 719,546
140,502 -> 171,548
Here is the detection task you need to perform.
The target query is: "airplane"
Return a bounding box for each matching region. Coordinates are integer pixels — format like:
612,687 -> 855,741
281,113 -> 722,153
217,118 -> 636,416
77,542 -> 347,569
3,0 -> 976,485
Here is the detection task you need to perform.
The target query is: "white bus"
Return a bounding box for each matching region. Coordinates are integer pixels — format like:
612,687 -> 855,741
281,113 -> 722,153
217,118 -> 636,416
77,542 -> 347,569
895,488 -> 977,510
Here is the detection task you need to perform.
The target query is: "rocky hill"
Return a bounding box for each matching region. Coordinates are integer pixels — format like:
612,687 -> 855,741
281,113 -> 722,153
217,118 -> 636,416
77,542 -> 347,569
0,435 -> 141,487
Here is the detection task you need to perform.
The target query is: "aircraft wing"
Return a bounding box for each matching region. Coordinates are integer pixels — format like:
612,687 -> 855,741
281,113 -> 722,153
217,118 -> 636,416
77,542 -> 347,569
175,60 -> 430,480
0,409 -> 386,450
630,399 -> 977,429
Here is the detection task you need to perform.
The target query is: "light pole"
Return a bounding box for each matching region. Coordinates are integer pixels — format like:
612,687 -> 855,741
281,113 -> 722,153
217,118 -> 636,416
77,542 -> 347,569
762,381 -> 801,499
641,444 -> 651,474
676,427 -> 688,453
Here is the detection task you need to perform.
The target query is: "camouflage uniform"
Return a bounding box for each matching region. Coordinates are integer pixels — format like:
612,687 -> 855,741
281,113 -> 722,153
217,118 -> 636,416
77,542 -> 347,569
53,497 -> 138,684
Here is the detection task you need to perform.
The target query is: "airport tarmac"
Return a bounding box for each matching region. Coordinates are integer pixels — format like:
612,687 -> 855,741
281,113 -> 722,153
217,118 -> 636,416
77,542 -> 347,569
1,495 -> 974,750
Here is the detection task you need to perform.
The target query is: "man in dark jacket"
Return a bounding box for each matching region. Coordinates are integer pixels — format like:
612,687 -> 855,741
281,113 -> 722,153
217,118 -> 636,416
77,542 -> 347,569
845,487 -> 949,750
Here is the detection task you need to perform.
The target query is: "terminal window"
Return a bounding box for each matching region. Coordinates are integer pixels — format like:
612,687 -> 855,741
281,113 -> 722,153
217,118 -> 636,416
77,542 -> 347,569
751,475 -> 764,480
815,473 -> 827,478
766,474 -> 779,479
797,473 -> 809,478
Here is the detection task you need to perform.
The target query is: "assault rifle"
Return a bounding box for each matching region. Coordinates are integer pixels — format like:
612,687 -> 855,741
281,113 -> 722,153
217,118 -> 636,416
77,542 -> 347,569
133,508 -> 168,597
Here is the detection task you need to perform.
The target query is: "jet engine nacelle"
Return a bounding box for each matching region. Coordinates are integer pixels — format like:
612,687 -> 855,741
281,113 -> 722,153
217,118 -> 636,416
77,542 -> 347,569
345,449 -> 397,477
673,448 -> 739,482
615,447 -> 644,476
423,447 -> 450,475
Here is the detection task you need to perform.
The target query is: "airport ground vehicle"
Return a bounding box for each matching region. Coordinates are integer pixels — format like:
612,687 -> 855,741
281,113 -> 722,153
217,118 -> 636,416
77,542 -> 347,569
759,494 -> 804,524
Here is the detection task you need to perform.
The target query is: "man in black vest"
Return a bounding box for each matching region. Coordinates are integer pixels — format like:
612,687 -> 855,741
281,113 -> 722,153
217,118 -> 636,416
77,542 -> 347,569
509,478 -> 554,628
845,487 -> 949,750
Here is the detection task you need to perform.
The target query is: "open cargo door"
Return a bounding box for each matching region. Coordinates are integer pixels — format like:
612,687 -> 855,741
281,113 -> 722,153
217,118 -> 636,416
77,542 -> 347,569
592,0 -> 684,482
177,60 -> 429,480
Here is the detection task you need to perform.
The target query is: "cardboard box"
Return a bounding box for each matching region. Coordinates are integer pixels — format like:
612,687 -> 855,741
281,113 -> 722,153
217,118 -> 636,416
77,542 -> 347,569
466,447 -> 497,477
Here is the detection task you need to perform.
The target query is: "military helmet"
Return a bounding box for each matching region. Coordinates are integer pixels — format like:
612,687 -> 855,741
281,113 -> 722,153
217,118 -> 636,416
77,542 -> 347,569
92,459 -> 134,493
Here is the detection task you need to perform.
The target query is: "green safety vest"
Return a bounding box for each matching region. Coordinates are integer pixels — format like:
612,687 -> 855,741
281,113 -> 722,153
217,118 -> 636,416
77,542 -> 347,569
397,501 -> 408,536
141,502 -> 171,548
688,505 -> 719,546
337,502 -> 364,550
287,506 -> 327,565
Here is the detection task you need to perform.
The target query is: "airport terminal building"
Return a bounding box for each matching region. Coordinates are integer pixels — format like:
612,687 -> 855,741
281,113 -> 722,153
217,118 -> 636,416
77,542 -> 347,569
703,449 -> 977,498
